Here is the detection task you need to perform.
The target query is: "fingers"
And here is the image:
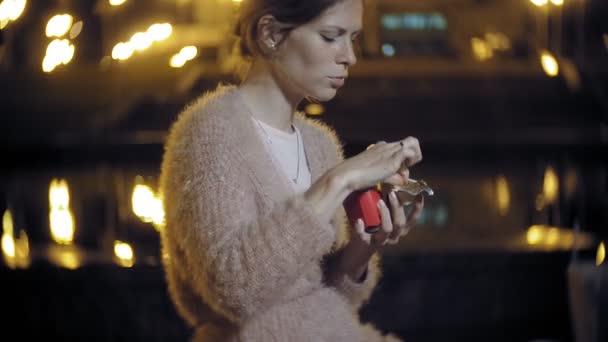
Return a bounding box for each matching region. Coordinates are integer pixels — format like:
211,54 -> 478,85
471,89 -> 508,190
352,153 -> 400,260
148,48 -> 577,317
354,218 -> 371,244
386,191 -> 406,244
401,194 -> 424,236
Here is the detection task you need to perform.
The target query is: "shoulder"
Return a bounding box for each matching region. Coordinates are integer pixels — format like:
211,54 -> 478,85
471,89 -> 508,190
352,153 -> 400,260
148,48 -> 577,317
166,83 -> 240,145
295,111 -> 344,162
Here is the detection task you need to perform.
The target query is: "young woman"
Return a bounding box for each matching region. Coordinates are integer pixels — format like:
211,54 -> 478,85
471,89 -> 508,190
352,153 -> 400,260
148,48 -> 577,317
159,0 -> 424,340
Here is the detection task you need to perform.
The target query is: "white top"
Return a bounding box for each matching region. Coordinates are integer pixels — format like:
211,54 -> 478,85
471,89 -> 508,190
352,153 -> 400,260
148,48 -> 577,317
252,118 -> 311,194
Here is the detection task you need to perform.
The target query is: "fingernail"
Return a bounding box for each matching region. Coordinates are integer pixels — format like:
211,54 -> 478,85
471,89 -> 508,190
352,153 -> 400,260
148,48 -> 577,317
390,191 -> 397,201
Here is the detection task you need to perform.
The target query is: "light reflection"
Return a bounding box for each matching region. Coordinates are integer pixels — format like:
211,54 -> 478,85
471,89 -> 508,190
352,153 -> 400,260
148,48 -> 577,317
48,245 -> 81,269
525,225 -> 592,250
49,178 -> 75,245
597,242 -> 605,266
111,23 -> 172,61
170,45 -> 198,68
540,51 -> 559,77
496,175 -> 510,216
530,0 -> 548,6
543,166 -> 559,204
131,176 -> 165,230
114,240 -> 134,267
0,0 -> 27,29
109,0 -> 127,5
45,14 -> 73,38
471,37 -> 493,61
69,20 -> 83,39
42,39 -> 75,73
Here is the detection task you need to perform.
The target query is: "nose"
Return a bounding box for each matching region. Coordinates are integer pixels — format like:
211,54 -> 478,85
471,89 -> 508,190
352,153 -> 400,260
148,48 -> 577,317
338,39 -> 357,67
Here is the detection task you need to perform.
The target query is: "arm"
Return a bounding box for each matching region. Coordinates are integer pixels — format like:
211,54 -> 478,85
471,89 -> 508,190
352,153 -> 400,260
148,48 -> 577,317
162,130 -> 336,325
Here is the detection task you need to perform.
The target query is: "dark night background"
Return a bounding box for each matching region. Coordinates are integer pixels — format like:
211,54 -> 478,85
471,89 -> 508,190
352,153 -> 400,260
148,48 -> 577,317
1,0 -> 607,341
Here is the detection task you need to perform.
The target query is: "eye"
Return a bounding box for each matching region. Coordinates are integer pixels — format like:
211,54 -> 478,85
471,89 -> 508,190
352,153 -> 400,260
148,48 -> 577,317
321,34 -> 336,43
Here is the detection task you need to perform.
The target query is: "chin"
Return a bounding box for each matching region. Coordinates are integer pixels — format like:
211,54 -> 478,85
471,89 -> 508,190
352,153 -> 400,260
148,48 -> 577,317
310,88 -> 338,102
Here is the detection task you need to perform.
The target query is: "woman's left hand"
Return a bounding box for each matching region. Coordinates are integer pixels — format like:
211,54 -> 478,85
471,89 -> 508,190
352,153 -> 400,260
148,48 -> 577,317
354,191 -> 424,247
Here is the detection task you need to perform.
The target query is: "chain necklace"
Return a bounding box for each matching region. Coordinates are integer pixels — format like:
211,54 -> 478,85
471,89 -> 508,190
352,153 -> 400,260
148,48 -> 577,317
253,118 -> 301,184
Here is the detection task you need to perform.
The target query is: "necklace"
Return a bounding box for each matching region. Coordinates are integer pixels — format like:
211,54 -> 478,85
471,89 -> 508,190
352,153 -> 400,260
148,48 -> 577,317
253,119 -> 301,184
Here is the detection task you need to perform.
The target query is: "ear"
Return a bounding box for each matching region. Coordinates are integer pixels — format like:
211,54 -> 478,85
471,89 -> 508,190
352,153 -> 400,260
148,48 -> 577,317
257,14 -> 285,51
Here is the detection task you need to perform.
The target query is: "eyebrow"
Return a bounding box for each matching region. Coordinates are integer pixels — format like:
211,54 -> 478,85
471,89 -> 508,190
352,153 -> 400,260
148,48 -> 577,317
322,26 -> 362,36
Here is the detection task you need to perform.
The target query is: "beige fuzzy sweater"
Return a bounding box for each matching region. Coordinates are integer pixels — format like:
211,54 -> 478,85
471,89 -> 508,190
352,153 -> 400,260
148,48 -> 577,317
159,84 -> 401,342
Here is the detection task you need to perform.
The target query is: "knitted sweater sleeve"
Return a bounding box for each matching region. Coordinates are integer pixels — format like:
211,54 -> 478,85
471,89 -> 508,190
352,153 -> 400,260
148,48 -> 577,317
305,120 -> 382,310
160,113 -> 336,325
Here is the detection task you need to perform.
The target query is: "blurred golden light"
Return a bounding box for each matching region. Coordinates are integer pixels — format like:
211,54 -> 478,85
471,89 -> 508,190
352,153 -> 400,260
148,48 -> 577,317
543,166 -> 559,204
2,209 -> 30,268
111,42 -> 133,60
170,45 -> 198,68
2,209 -> 15,259
496,175 -> 510,216
484,32 -> 511,51
597,242 -> 605,266
114,240 -> 134,267
50,247 -> 80,269
42,39 -> 75,72
550,0 -> 564,5
527,225 -> 543,245
45,14 -> 73,38
603,33 -> 608,51
232,0 -> 243,3
131,177 -> 165,229
49,178 -> 75,245
540,51 -> 559,77
0,0 -> 27,29
109,0 -> 127,5
471,37 -> 493,61
305,103 -> 325,116
146,23 -> 172,42
530,0 -> 548,6
546,227 -> 559,245
69,20 -> 83,39
130,31 -> 153,51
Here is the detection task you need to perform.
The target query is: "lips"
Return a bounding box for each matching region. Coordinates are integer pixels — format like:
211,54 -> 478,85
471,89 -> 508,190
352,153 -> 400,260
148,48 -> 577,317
328,76 -> 346,88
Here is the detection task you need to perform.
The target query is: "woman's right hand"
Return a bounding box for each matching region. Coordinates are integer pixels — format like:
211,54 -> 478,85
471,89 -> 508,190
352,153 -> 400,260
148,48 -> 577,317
336,137 -> 422,192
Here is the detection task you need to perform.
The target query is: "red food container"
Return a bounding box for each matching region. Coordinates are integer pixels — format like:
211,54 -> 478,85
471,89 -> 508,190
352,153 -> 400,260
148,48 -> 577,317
343,189 -> 382,233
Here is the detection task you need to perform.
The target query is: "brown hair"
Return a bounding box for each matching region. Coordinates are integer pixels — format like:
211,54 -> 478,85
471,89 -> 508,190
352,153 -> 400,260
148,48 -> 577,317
234,0 -> 346,59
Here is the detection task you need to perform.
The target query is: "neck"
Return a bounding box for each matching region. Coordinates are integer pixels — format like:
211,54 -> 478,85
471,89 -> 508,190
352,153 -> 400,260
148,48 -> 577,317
239,60 -> 303,133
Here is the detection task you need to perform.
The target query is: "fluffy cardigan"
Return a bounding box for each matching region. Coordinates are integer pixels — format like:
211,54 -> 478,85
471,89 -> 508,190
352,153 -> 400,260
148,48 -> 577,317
159,84 -> 400,342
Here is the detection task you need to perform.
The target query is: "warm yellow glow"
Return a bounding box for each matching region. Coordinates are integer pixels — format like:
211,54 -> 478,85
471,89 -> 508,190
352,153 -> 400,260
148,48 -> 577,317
597,242 -> 605,266
170,45 -> 198,68
305,103 -> 325,116
111,23 -> 172,61
49,179 -> 75,245
543,166 -> 559,204
527,225 -> 543,245
2,210 -> 30,268
484,32 -> 511,51
69,20 -> 83,39
14,230 -> 30,264
541,51 -> 559,77
131,177 -> 165,229
111,42 -> 134,60
550,0 -> 564,5
42,39 -> 75,72
109,0 -> 127,5
530,0 -> 548,6
45,14 -> 73,38
2,233 -> 15,258
3,209 -> 14,235
496,175 -> 510,216
53,248 -> 80,269
545,227 -> 559,245
147,23 -> 172,42
232,0 -> 243,3
0,0 -> 27,29
130,32 -> 153,51
114,240 -> 134,267
471,37 -> 493,61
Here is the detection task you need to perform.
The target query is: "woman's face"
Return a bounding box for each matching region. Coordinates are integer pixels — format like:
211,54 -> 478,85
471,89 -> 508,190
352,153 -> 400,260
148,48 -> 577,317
272,0 -> 363,102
